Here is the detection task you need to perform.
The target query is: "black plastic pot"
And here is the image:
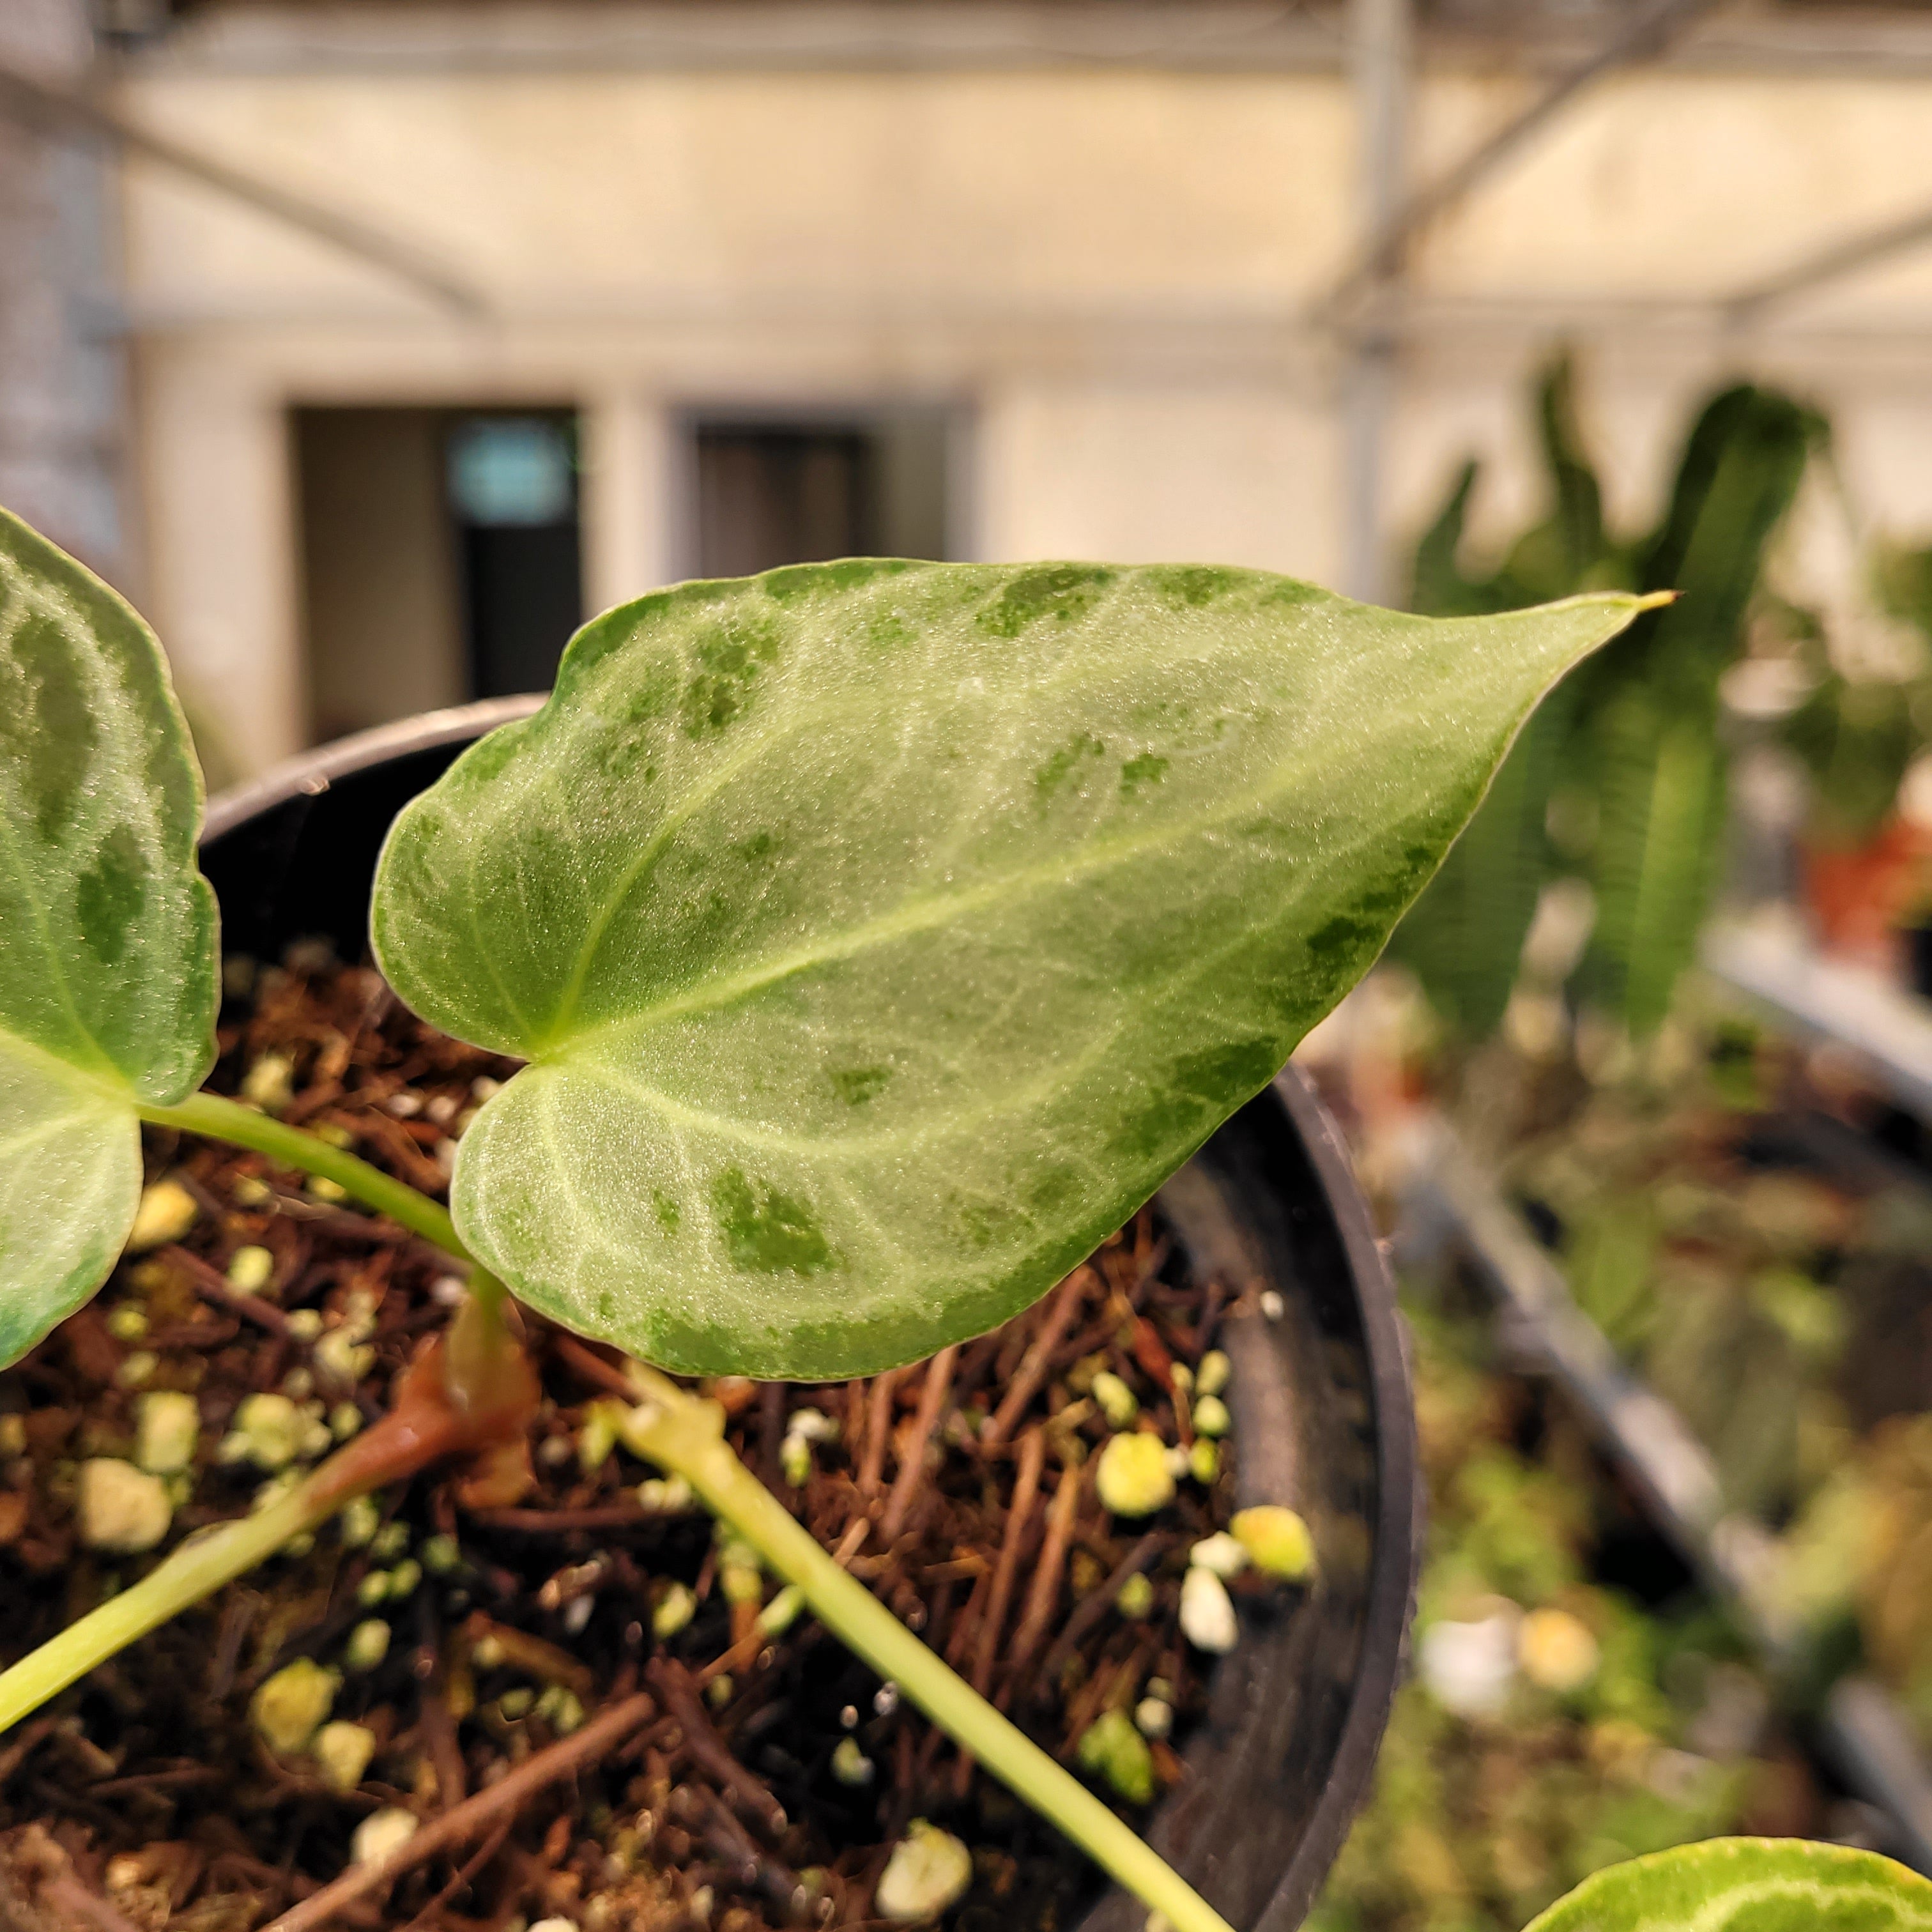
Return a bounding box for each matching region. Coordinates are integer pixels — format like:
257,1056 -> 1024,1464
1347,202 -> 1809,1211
201,698 -> 1418,1932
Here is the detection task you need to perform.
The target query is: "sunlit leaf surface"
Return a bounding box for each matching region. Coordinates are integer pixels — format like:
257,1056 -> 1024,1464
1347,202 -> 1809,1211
0,508 -> 215,1362
374,560 -> 1652,1377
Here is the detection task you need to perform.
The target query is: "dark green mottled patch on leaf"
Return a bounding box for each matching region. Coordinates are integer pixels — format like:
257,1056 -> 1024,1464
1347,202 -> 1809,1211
831,1065 -> 891,1106
680,615 -> 783,738
0,614 -> 97,841
737,831 -> 776,862
1305,912 -> 1379,962
977,565 -> 1116,639
1120,753 -> 1169,795
75,824 -> 148,966
1146,565 -> 1243,608
652,1189 -> 680,1233
1259,578 -> 1326,607
1111,1037 -> 1280,1162
711,1168 -> 835,1276
1036,734 -> 1105,799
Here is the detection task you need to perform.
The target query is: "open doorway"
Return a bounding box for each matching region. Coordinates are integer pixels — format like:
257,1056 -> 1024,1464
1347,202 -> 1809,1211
686,406 -> 956,578
293,405 -> 583,744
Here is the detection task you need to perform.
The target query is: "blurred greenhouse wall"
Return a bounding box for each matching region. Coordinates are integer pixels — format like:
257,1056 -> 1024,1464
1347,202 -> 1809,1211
13,1 -> 1932,768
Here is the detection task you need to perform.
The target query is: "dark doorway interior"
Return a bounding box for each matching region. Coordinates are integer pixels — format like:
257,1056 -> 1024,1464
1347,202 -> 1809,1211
447,413 -> 583,701
688,408 -> 953,578
293,405 -> 582,746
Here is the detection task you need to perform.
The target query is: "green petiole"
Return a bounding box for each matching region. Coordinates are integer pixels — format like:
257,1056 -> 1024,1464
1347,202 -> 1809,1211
3,1098 -> 1236,1932
624,1364 -> 1238,1932
0,1476 -> 329,1738
137,1090 -> 466,1261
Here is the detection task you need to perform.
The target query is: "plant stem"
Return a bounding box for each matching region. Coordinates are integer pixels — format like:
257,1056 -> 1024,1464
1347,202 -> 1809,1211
622,1367 -> 1238,1932
0,1477 -> 324,1736
137,1090 -> 464,1261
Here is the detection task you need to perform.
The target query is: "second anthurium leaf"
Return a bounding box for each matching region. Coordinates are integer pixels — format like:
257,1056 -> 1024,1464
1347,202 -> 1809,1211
0,507 -> 217,1365
1522,1838 -> 1932,1932
373,560 -> 1658,1378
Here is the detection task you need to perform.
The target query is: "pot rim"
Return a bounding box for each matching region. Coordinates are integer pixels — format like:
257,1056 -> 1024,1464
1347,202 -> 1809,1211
203,704 -> 1418,1931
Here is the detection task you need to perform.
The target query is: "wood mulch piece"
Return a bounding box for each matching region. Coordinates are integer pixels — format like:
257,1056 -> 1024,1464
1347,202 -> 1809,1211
0,949 -> 1270,1931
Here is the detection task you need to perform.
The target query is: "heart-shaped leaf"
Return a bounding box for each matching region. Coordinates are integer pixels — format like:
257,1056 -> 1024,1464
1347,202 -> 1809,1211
1524,1838 -> 1932,1932
0,507 -> 217,1364
374,560 -> 1655,1377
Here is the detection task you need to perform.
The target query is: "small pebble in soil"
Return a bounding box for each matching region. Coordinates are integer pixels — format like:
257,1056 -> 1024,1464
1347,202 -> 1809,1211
875,1822 -> 974,1923
1188,1532 -> 1248,1579
1192,1394 -> 1232,1439
1179,1565 -> 1239,1654
345,1619 -> 391,1671
105,1303 -> 148,1342
759,1584 -> 806,1635
226,1243 -> 275,1293
652,1583 -> 696,1639
1077,1708 -> 1155,1804
252,1658 -> 338,1755
1231,1505 -> 1315,1581
1517,1607 -> 1600,1692
126,1177 -> 199,1252
1134,1696 -> 1173,1740
536,1685 -> 586,1735
241,1052 -> 295,1113
135,1390 -> 199,1475
872,1682 -> 899,1717
337,1494 -> 379,1547
1090,1371 -> 1139,1429
1096,1430 -> 1176,1517
351,1806 -> 418,1867
314,1719 -> 376,1792
76,1457 -> 172,1552
1259,1288 -> 1285,1321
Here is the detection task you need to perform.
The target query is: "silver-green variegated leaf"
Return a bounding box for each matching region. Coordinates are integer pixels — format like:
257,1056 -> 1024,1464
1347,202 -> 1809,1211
0,507 -> 217,1364
372,560 -> 1657,1378
1523,1838 -> 1932,1932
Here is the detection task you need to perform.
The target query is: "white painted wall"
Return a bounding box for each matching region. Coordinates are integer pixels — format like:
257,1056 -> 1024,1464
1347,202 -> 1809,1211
106,15 -> 1932,769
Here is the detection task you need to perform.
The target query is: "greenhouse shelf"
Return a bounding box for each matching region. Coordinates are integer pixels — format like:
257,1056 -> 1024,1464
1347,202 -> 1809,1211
1394,1111 -> 1932,1874
1703,919 -> 1932,1122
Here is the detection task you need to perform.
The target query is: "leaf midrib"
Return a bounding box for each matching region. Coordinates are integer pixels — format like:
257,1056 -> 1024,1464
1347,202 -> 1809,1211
546,696 -> 1432,1065
0,1018 -> 135,1111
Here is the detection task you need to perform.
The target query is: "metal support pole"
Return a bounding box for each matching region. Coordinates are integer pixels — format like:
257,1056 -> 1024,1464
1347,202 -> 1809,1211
1315,0 -> 1722,326
1341,0 -> 1409,606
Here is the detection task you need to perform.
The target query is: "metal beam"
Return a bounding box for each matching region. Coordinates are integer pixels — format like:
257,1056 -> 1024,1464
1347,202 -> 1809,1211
1725,198 -> 1932,323
1312,0 -> 1724,323
1340,0 -> 1410,604
0,60 -> 489,319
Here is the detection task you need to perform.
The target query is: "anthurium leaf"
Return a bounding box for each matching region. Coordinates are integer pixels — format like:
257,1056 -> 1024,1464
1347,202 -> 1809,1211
372,560 -> 1657,1377
1522,1838 -> 1932,1932
0,507 -> 217,1363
